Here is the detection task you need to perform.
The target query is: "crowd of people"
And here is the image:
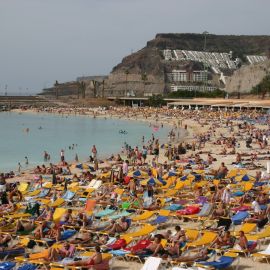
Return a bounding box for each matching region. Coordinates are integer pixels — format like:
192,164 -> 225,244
0,105 -> 270,269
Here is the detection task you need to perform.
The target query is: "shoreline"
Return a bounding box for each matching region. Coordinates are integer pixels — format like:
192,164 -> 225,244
2,108 -> 188,180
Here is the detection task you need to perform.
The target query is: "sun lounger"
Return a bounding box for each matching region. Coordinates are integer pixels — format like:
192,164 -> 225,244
140,257 -> 162,270
93,180 -> 102,189
233,223 -> 257,236
186,231 -> 217,248
95,207 -> 116,218
231,211 -> 248,225
251,243 -> 270,263
49,198 -> 65,208
108,210 -> 132,220
123,224 -> 156,238
132,211 -> 154,222
0,262 -> 16,270
247,226 -> 270,243
150,210 -> 170,226
196,252 -> 239,269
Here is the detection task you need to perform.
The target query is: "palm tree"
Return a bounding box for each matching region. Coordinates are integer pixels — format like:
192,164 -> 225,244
77,81 -> 86,98
92,80 -> 98,98
54,80 -> 59,99
102,80 -> 105,98
141,72 -> 148,94
77,82 -> 80,99
80,81 -> 86,99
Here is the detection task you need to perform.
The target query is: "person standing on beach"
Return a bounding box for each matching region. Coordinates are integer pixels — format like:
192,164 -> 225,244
60,149 -> 65,162
25,156 -> 29,166
44,151 -> 48,162
122,160 -> 129,176
18,162 -> 22,173
91,145 -> 97,160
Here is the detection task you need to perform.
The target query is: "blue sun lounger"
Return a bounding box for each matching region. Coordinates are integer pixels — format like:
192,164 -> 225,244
232,211 -> 248,225
150,215 -> 168,225
109,210 -> 132,220
0,262 -> 16,270
95,207 -> 116,218
17,264 -> 37,270
198,255 -> 234,269
0,248 -> 25,259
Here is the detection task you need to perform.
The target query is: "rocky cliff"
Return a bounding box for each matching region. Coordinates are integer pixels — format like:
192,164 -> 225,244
226,60 -> 270,93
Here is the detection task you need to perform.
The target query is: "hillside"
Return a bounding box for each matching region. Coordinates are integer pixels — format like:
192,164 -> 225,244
40,33 -> 270,98
226,60 -> 270,93
147,33 -> 270,60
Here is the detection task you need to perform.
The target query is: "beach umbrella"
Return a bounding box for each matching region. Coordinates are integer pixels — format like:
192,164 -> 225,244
235,174 -> 255,182
128,170 -> 148,178
180,175 -> 187,181
141,177 -> 166,186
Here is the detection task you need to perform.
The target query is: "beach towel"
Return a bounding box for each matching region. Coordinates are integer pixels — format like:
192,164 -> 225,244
176,205 -> 200,215
126,239 -> 152,253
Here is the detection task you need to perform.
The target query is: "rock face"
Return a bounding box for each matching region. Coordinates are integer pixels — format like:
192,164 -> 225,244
226,60 -> 270,93
107,33 -> 270,96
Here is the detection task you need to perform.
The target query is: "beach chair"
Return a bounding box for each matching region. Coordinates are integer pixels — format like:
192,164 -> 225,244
125,239 -> 167,263
231,211 -> 248,225
251,243 -> 270,263
53,208 -> 67,223
18,182 -> 29,194
247,226 -> 270,243
140,256 -> 162,270
106,210 -> 132,221
123,224 -> 156,239
150,210 -> 170,226
95,207 -> 116,219
48,198 -> 65,208
182,203 -> 213,221
186,231 -> 217,249
195,252 -> 239,269
132,211 -> 154,222
0,262 -> 16,270
0,247 -> 26,259
92,180 -> 102,189
233,223 -> 257,236
84,199 -> 96,215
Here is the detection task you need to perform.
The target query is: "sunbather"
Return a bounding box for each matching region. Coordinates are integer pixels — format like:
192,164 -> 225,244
175,248 -> 209,262
0,233 -> 12,250
210,231 -> 234,249
15,219 -> 35,233
47,242 -> 75,261
69,231 -> 94,245
104,217 -> 129,235
133,235 -> 164,257
67,246 -> 102,267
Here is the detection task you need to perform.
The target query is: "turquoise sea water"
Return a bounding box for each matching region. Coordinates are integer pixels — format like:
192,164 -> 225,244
0,112 -> 169,172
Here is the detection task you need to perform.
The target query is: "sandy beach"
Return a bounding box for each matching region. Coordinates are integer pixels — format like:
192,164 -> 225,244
1,106 -> 270,270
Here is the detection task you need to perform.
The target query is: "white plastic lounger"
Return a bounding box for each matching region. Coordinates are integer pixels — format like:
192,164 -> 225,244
141,257 -> 161,270
93,180 -> 102,189
89,179 -> 97,187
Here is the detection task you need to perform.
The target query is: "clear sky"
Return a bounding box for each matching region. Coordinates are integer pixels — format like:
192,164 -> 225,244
0,0 -> 270,94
